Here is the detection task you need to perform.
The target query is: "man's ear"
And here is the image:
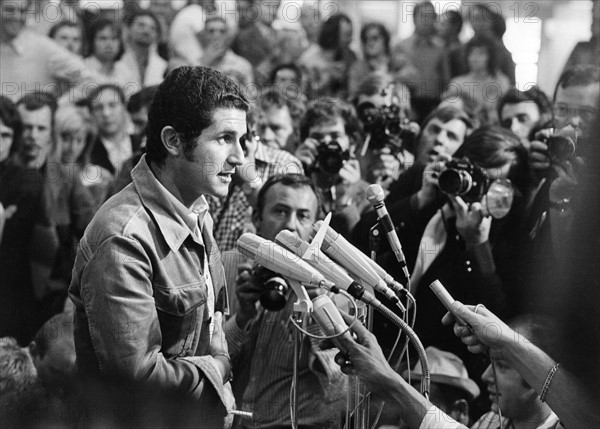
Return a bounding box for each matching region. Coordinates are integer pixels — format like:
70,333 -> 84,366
160,126 -> 181,157
449,399 -> 470,426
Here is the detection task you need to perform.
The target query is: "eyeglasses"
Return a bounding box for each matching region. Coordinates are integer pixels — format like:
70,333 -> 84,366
553,103 -> 598,123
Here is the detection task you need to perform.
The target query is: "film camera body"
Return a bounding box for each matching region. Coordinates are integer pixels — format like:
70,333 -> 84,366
438,158 -> 489,204
356,84 -> 417,155
545,132 -> 577,163
316,140 -> 350,175
438,158 -> 515,218
530,121 -> 578,163
252,265 -> 289,311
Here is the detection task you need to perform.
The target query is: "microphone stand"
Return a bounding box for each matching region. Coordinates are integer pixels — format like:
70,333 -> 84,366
289,280 -> 313,429
358,222 -> 383,427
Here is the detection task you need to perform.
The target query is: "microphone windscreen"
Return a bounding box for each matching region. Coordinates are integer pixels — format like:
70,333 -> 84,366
365,184 -> 385,205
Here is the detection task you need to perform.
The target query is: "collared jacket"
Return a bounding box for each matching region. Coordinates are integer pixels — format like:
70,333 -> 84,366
69,156 -> 231,421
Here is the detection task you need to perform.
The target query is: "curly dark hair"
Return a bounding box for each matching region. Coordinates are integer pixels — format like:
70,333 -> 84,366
299,98 -> 362,146
146,67 -> 249,166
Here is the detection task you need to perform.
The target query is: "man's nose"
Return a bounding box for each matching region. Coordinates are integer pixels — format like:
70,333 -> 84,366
567,113 -> 581,130
434,130 -> 448,147
283,214 -> 300,234
29,127 -> 41,141
509,118 -> 521,134
227,138 -> 246,167
481,364 -> 493,384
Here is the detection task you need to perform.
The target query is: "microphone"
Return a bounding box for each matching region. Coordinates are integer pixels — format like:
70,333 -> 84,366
311,222 -> 401,302
314,221 -> 406,297
236,233 -> 334,290
274,231 -> 401,310
311,294 -> 352,354
365,184 -> 409,281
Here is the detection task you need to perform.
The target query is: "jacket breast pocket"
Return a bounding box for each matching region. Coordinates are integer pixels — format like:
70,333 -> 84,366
154,283 -> 207,358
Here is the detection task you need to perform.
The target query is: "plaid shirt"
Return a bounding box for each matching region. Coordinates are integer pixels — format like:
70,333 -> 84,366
208,144 -> 303,251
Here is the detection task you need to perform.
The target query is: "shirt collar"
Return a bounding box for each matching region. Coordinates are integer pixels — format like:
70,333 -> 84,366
131,154 -> 206,252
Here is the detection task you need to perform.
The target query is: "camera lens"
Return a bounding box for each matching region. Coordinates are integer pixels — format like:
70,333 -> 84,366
438,169 -> 473,196
259,277 -> 289,311
547,135 -> 576,163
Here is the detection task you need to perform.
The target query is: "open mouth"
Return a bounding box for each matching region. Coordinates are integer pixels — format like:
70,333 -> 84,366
217,171 -> 235,181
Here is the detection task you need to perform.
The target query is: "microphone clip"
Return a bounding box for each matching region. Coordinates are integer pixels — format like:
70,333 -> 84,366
369,222 -> 383,255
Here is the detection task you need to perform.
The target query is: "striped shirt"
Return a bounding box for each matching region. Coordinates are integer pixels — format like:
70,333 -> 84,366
208,144 -> 303,251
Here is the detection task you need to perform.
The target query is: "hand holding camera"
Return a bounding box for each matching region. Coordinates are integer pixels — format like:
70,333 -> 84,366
449,196 -> 492,245
234,264 -> 263,329
416,152 -> 452,210
294,138 -> 319,171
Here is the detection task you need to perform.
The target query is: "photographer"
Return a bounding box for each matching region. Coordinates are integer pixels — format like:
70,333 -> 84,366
517,66 -> 599,315
295,99 -> 370,236
498,86 -> 552,149
352,106 -> 473,278
353,73 -> 417,192
223,174 -> 347,428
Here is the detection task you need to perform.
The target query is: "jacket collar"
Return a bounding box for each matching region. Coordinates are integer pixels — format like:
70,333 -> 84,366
131,154 -> 192,253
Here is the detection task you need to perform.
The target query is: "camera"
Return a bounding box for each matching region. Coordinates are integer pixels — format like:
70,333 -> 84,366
316,140 -> 350,175
253,265 -> 289,311
530,122 -> 578,164
546,134 -> 576,163
356,85 -> 417,155
438,158 -> 489,204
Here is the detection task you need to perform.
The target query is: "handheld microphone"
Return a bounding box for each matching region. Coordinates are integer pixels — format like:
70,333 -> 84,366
312,222 -> 400,302
365,184 -> 409,281
311,295 -> 352,354
236,233 -> 334,290
274,231 -> 401,310
314,221 -> 406,297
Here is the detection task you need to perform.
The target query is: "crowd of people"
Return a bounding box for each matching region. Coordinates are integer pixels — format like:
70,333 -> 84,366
1,1 -> 599,428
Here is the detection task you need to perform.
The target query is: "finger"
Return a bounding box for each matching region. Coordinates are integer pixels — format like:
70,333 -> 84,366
453,323 -> 472,338
573,156 -> 585,172
441,310 -> 456,326
449,195 -> 468,215
470,202 -> 484,215
460,334 -> 481,346
467,344 -> 488,355
451,301 -> 489,326
340,311 -> 369,339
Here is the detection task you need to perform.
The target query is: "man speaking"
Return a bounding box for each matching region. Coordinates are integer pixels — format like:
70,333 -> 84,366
69,67 -> 248,425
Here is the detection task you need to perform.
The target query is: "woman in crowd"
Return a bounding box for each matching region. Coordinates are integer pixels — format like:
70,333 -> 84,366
443,36 -> 511,126
83,18 -> 138,92
55,104 -> 112,210
298,13 -> 357,98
